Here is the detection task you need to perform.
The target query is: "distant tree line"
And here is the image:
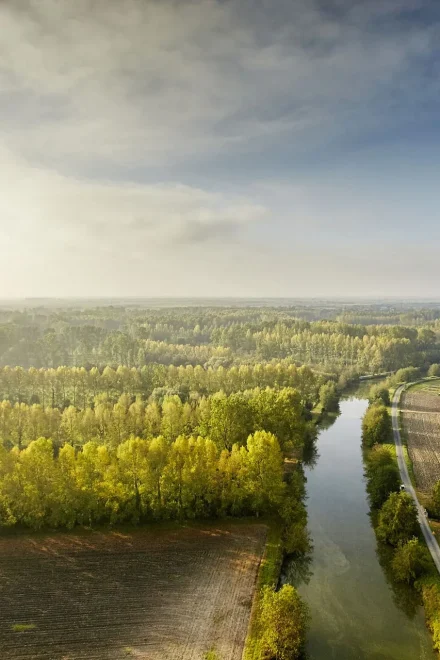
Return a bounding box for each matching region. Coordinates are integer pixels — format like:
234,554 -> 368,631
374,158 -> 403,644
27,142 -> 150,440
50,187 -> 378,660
0,306 -> 438,374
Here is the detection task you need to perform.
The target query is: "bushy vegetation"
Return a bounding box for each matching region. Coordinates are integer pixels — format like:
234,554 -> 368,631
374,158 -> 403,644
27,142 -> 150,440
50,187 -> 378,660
318,381 -> 340,412
393,367 -> 421,383
368,384 -> 390,406
377,492 -> 418,546
365,447 -> 400,508
391,538 -> 431,584
430,481 -> 440,518
422,583 -> 440,651
258,585 -> 309,660
362,404 -> 393,448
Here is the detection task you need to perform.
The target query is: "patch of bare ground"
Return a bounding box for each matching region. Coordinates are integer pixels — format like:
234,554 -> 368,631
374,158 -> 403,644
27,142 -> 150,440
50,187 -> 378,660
0,522 -> 267,660
402,389 -> 440,492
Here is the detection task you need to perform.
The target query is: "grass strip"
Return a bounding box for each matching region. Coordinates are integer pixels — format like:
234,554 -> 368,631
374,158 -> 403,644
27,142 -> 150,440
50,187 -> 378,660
242,520 -> 284,660
11,624 -> 36,632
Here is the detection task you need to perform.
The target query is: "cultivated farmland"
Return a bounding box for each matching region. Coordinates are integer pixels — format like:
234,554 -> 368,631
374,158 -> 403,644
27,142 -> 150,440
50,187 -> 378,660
402,381 -> 440,492
0,523 -> 267,660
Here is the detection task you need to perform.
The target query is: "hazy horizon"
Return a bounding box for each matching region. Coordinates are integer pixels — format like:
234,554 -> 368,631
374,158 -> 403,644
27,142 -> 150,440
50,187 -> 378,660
1,1 -> 439,298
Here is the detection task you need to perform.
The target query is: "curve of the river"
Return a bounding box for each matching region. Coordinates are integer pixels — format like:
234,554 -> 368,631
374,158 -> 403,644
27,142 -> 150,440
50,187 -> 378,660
284,396 -> 435,660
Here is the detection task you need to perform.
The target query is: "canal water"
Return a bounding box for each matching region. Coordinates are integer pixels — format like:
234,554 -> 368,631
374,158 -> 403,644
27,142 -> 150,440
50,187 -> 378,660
284,396 -> 435,660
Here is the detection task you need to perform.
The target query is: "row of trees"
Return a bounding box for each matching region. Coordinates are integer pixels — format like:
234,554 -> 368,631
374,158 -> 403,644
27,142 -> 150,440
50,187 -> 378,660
0,431 -> 298,530
0,363 -> 320,409
377,491 -> 430,585
0,388 -> 308,452
362,400 -> 433,588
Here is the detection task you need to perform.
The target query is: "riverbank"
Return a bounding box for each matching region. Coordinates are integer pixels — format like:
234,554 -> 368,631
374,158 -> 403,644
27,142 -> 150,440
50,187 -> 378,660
242,460 -> 311,658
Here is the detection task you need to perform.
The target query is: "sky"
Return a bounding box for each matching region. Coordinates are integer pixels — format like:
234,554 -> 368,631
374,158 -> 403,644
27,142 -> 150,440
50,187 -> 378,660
1,0 -> 440,299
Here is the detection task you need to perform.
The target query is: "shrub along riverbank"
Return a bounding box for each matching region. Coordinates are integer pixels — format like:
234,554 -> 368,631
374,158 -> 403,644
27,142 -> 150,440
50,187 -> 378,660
362,388 -> 440,652
243,464 -> 311,660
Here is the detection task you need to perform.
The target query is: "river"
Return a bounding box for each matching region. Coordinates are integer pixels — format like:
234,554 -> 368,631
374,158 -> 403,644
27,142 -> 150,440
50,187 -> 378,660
284,395 -> 435,660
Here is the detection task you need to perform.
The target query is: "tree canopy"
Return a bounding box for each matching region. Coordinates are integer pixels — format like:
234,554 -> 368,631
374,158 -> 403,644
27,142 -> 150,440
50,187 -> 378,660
259,585 -> 309,660
377,492 -> 419,547
362,404 -> 393,448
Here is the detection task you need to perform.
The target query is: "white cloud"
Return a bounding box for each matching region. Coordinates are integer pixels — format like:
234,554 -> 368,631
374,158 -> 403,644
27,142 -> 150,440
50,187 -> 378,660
0,145 -> 267,257
0,0 -> 439,297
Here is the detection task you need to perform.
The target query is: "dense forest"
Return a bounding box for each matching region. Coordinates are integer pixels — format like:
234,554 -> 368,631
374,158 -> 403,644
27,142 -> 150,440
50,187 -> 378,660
0,302 -> 439,374
0,300 -> 439,532
0,430 -> 307,530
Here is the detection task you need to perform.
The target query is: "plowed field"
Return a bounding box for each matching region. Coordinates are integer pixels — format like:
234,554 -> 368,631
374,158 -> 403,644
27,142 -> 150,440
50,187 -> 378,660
402,386 -> 440,492
0,523 -> 267,660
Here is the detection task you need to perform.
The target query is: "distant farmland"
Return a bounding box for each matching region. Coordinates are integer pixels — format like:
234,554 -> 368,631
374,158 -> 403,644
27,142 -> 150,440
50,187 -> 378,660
402,381 -> 440,492
0,523 -> 267,660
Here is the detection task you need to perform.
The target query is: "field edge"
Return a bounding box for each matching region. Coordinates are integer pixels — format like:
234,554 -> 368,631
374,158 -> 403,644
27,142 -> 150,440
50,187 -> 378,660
241,519 -> 284,660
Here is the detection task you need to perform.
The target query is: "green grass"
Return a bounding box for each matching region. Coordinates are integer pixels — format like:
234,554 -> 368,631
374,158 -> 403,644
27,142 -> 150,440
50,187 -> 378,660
242,520 -> 284,660
204,650 -> 221,660
11,623 -> 36,632
402,377 -> 440,395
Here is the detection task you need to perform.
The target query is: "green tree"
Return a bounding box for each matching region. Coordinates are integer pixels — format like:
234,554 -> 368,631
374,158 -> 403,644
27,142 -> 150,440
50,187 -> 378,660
207,392 -> 253,450
242,431 -> 285,514
369,384 -> 390,406
391,538 -> 431,584
117,438 -> 149,520
428,364 -> 440,377
161,395 -> 184,442
377,492 -> 418,547
366,463 -> 400,508
429,480 -> 440,518
319,381 -> 340,412
251,388 -> 307,452
144,435 -> 169,517
394,367 -> 420,384
362,404 -> 393,448
259,585 -> 309,660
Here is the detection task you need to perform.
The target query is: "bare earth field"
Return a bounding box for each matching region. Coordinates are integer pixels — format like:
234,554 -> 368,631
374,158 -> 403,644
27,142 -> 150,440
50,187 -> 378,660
0,523 -> 267,660
402,383 -> 440,492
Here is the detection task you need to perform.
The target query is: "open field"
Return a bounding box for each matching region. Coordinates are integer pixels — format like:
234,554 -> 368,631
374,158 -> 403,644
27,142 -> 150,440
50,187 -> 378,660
402,381 -> 440,493
0,523 -> 267,660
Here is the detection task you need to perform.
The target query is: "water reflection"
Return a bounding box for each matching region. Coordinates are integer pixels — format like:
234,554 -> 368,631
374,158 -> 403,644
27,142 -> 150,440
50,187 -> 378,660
282,547 -> 314,587
375,539 -> 422,620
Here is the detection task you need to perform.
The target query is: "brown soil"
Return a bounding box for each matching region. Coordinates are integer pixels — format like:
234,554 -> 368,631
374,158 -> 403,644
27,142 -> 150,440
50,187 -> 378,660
0,522 -> 267,660
402,390 -> 440,493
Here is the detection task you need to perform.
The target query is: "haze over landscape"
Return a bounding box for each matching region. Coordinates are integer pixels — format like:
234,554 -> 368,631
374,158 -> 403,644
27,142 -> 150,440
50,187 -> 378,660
1,0 -> 439,298
4,5 -> 440,659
